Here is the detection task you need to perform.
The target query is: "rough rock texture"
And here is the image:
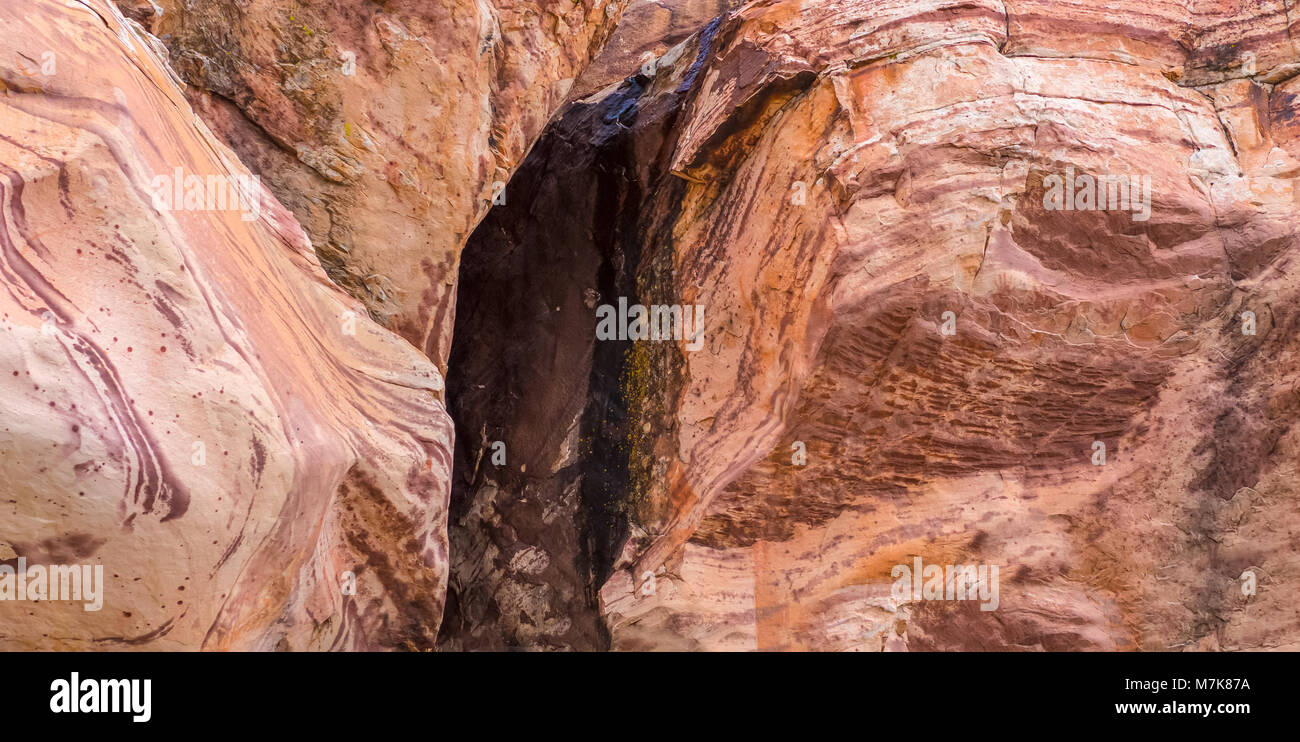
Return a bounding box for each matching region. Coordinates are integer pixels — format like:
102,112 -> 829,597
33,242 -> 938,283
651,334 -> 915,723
6,0 -> 1299,653
0,0 -> 453,650
136,0 -> 626,366
599,0 -> 1300,651
569,0 -> 738,100
439,85 -> 651,650
447,0 -> 1300,651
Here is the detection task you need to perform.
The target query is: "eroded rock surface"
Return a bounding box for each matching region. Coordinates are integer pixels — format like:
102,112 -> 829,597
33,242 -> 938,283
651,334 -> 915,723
135,0 -> 626,366
440,84 -> 652,650
0,0 -> 452,650
570,0 -> 738,100
447,0 -> 1300,651
5,0 -> 1298,652
596,0 -> 1300,651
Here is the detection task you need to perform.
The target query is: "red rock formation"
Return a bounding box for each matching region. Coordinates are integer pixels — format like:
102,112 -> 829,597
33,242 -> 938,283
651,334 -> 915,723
0,0 -> 452,650
5,0 -> 1298,652
138,0 -> 626,367
591,0 -> 1300,650
570,0 -> 738,100
438,0 -> 1300,651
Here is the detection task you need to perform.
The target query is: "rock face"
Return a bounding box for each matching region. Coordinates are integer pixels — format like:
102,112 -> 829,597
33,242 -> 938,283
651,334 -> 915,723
439,84 -> 653,650
137,0 -> 626,366
447,0 -> 1300,651
4,0 -> 1299,652
0,0 -> 452,650
569,0 -> 738,100
602,0 -> 1300,651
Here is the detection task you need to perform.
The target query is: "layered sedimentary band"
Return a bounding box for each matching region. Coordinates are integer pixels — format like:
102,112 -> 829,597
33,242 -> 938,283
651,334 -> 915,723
2,0 -> 1297,651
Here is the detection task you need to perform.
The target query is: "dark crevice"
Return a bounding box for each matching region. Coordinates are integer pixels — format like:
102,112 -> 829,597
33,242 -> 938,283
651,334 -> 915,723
438,77 -> 659,651
437,9 -> 724,647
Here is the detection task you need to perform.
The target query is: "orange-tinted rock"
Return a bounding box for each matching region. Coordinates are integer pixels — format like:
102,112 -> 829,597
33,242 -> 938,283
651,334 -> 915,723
138,0 -> 626,367
434,0 -> 1300,652
0,0 -> 451,649
570,0 -> 738,100
579,0 -> 1300,650
7,0 -> 1299,653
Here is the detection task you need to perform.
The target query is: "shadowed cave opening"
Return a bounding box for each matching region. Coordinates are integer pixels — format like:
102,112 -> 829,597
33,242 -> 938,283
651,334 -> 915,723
437,18 -> 724,650
438,81 -> 653,651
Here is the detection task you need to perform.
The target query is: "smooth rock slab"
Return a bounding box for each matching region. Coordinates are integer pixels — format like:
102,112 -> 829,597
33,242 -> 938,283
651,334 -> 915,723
0,0 -> 452,650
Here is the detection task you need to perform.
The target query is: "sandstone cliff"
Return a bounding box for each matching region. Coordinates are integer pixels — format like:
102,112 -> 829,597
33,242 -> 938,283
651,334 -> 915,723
0,0 -> 461,649
136,0 -> 625,366
446,0 -> 1300,651
2,0 -> 1297,652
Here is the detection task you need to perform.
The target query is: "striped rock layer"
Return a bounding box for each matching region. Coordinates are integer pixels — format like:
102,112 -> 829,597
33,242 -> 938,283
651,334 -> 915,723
1,0 -> 453,650
3,0 -> 1299,652
445,0 -> 1300,651
596,0 -> 1300,651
